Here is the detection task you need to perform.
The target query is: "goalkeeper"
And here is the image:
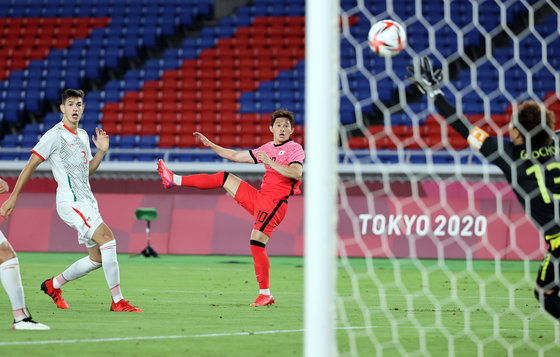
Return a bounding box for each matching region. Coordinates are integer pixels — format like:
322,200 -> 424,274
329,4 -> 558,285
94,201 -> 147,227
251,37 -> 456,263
407,56 -> 560,321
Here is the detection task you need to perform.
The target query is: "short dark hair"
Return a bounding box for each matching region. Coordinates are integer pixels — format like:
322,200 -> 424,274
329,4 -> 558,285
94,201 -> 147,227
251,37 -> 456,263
61,89 -> 85,104
270,109 -> 295,127
514,100 -> 556,147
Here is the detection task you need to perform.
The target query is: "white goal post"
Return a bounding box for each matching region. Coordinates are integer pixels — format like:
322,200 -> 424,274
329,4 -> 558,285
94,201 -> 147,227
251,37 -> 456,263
304,0 -> 339,356
306,0 -> 560,356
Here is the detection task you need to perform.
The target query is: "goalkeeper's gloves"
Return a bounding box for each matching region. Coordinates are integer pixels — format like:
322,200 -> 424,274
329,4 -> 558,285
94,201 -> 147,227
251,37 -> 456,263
405,56 -> 444,98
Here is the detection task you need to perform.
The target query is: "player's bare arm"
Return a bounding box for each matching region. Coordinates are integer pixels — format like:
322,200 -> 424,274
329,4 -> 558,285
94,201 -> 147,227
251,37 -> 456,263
257,151 -> 302,180
0,154 -> 42,218
194,131 -> 253,163
0,178 -> 8,194
89,128 -> 109,176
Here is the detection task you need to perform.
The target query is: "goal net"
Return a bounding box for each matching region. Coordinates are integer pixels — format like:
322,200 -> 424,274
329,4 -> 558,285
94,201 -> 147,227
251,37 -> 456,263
335,0 -> 560,355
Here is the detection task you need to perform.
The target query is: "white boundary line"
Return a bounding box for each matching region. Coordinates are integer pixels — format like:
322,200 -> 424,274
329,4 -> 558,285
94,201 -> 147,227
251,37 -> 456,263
0,325 -> 553,347
0,328 -> 308,347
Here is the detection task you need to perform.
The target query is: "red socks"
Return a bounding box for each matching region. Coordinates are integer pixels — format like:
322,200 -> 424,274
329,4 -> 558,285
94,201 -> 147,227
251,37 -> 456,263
180,171 -> 226,189
250,241 -> 270,290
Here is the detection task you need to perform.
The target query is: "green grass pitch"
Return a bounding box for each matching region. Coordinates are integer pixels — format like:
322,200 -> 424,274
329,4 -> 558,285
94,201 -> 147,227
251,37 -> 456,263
0,253 -> 559,356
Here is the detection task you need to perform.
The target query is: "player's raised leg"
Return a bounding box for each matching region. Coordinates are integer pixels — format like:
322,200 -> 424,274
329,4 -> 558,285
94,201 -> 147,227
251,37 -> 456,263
157,159 -> 230,190
1,240 -> 49,330
91,223 -> 142,312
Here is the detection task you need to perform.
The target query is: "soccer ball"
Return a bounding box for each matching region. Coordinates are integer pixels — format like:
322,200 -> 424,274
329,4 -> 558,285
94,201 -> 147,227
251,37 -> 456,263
368,20 -> 406,57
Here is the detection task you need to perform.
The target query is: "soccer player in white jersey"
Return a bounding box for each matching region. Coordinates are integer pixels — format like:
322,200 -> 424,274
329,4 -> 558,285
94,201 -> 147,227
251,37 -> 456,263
157,109 -> 305,306
0,89 -> 141,312
0,178 -> 50,330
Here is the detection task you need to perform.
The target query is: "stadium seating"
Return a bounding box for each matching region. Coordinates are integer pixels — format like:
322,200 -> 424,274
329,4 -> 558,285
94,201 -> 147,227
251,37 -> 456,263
98,10 -> 306,150
0,0 -> 211,147
342,0 -> 558,149
0,0 -> 557,163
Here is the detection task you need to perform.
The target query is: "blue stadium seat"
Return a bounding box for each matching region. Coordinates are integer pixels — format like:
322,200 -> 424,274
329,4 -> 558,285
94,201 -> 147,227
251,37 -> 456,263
109,153 -> 135,161
25,89 -> 45,112
169,153 -> 198,162
0,153 -> 20,160
81,121 -> 99,134
136,153 -> 161,161
4,102 -> 24,124
22,123 -> 42,135
21,133 -> 38,147
139,135 -> 158,148
119,136 -> 137,149
1,134 -> 21,148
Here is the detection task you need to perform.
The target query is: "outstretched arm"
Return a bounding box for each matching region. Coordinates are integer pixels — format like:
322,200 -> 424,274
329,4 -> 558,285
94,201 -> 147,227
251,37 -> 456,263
406,56 -> 514,176
0,154 -> 42,218
194,132 -> 254,163
433,94 -> 472,140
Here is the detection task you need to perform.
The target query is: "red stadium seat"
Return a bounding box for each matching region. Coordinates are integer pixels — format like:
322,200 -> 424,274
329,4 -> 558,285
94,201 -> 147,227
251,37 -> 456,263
178,133 -> 199,147
220,100 -> 240,113
102,110 -> 122,123
121,122 -> 139,136
122,92 -> 142,102
239,133 -> 257,147
219,135 -> 240,148
178,123 -> 198,135
143,101 -> 162,112
122,100 -> 141,114
491,114 -> 508,126
242,124 -> 262,135
376,136 -> 397,150
160,123 -> 181,135
101,122 -> 119,135
219,122 -> 240,135
140,122 -> 160,135
158,135 -> 178,148
19,37 -> 39,47
449,136 -> 468,149
467,114 -> 487,127
143,80 -> 163,91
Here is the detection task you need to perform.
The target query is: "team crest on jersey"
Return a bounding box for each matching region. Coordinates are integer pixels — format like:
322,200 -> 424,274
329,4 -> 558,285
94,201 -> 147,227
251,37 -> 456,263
278,151 -> 285,155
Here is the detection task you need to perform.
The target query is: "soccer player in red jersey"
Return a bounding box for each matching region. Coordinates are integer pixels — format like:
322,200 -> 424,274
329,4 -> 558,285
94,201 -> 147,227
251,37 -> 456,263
158,109 -> 305,306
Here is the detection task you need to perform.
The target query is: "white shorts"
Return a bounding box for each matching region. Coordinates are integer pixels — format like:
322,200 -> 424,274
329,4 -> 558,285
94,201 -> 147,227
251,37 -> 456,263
57,201 -> 103,248
0,229 -> 6,244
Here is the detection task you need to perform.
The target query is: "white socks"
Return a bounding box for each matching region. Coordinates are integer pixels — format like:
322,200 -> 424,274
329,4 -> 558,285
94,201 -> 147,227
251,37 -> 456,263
173,174 -> 182,186
50,241 -> 123,303
100,240 -> 123,303
1,258 -> 27,321
53,256 -> 102,289
260,289 -> 271,295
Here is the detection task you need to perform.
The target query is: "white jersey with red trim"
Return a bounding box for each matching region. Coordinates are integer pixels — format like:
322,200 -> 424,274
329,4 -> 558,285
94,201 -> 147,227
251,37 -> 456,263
32,122 -> 97,207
